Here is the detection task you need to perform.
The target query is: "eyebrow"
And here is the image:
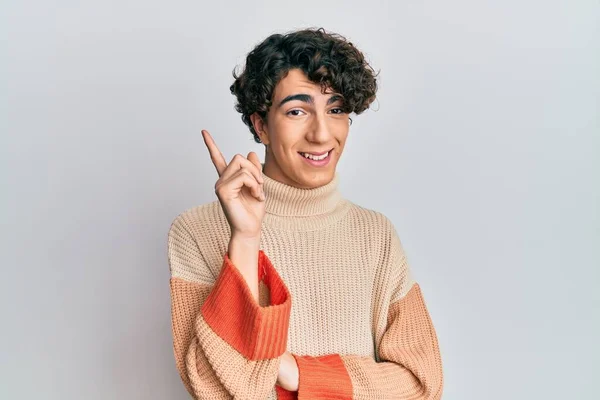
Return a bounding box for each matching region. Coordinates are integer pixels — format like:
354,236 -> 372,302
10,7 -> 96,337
277,93 -> 343,108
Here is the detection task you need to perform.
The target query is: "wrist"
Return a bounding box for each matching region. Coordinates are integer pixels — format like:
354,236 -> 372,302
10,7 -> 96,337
230,231 -> 261,247
277,352 -> 299,392
228,233 -> 261,301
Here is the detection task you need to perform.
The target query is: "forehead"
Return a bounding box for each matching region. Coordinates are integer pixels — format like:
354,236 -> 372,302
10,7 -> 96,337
273,68 -> 333,98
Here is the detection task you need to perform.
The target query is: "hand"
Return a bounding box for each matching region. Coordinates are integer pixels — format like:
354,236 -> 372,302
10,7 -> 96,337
202,129 -> 266,240
277,352 -> 299,392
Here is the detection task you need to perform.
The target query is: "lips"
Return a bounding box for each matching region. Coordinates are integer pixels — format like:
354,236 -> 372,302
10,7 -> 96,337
298,148 -> 333,156
298,148 -> 333,167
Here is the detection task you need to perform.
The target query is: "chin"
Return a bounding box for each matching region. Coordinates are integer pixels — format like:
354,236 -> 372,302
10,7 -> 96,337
295,169 -> 335,189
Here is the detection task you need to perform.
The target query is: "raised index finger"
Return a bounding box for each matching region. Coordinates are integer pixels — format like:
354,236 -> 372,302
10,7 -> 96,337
201,129 -> 227,176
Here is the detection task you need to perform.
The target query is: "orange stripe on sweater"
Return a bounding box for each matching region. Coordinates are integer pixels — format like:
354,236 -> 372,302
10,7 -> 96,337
292,353 -> 353,399
276,385 -> 298,399
170,279 -> 212,396
342,283 -> 443,399
201,250 -> 292,360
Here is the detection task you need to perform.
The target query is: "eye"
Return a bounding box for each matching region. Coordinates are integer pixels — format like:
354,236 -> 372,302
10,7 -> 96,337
286,109 -> 305,116
329,108 -> 345,115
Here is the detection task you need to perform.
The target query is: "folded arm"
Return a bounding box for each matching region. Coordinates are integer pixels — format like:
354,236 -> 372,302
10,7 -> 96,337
168,215 -> 291,399
276,282 -> 443,400
276,220 -> 444,400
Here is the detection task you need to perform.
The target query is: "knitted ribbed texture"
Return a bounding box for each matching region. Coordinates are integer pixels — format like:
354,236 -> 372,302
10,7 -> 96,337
293,354 -> 353,399
167,171 -> 443,399
201,251 -> 292,360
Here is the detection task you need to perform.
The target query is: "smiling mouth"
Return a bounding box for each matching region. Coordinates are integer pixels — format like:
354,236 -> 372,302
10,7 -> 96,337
298,148 -> 334,160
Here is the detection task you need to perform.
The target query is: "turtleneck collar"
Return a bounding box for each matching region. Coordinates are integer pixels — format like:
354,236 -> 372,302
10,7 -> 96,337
259,164 -> 351,231
262,165 -> 341,216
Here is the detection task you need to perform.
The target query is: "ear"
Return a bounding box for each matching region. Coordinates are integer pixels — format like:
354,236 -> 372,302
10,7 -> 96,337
250,112 -> 270,145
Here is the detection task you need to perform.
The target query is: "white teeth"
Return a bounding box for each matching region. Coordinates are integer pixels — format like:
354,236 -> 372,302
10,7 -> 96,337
301,151 -> 329,161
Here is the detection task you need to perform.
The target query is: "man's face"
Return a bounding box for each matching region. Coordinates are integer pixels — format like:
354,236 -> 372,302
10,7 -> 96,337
252,68 -> 351,189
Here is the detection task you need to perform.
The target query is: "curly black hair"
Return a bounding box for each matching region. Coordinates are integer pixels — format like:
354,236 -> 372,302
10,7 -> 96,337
230,27 -> 379,143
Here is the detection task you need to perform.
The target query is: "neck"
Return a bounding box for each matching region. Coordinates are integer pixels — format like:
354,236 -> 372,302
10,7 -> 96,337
261,163 -> 340,216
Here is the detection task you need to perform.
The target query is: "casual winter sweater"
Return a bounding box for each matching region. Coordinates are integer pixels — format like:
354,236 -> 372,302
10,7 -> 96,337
167,169 -> 444,399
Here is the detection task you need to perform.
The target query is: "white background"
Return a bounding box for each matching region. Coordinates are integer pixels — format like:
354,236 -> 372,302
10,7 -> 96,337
2,1 -> 599,399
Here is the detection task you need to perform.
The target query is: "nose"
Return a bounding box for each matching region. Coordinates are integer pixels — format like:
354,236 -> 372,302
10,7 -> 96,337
306,111 -> 332,144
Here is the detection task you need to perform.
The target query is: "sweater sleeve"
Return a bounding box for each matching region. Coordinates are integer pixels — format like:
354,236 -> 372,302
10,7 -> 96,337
278,223 -> 444,400
168,215 -> 292,399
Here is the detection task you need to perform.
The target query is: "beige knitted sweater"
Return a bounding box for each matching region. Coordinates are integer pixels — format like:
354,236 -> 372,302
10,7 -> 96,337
167,170 -> 443,399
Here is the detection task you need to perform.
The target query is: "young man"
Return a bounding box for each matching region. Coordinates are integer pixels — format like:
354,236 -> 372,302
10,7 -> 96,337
167,27 -> 444,399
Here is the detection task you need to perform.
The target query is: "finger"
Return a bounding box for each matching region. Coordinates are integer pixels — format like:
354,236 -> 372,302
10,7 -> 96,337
246,152 -> 265,199
221,154 -> 264,184
220,166 -> 264,196
217,168 -> 265,201
201,130 -> 227,176
247,152 -> 263,179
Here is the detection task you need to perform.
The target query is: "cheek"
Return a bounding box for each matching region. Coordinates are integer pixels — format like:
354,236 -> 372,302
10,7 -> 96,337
334,124 -> 350,143
271,120 -> 304,151
267,134 -> 295,161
